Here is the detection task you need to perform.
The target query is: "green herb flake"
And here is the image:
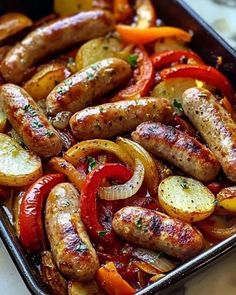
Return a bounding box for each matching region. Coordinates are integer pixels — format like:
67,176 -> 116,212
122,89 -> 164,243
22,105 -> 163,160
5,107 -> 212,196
198,93 -> 208,98
67,57 -> 75,64
45,130 -> 54,137
127,54 -> 138,68
180,178 -> 189,190
87,156 -> 97,173
213,199 -> 218,205
173,99 -> 184,115
31,121 -> 43,129
99,107 -> 105,113
135,217 -> 143,229
98,230 -> 107,238
76,243 -> 88,252
86,71 -> 95,81
23,104 -> 37,117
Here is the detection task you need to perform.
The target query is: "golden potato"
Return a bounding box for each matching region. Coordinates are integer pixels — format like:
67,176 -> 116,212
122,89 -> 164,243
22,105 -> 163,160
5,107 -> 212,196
158,176 -> 215,223
54,0 -> 92,16
41,251 -> 67,295
24,63 -> 71,101
216,187 -> 236,213
0,109 -> 7,133
154,37 -> 188,52
0,133 -> 42,186
68,280 -> 104,295
75,37 -> 122,71
0,13 -> 32,42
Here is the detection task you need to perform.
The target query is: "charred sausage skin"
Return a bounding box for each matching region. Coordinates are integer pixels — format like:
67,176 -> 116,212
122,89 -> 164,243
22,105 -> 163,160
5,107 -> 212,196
70,98 -> 173,139
45,182 -> 99,281
1,83 -> 62,158
131,121 -> 220,182
0,10 -> 115,84
182,87 -> 236,182
46,58 -> 132,115
112,206 -> 203,260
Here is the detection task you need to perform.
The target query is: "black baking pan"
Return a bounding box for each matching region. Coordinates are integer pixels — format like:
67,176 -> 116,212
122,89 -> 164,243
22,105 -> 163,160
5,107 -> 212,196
0,0 -> 236,294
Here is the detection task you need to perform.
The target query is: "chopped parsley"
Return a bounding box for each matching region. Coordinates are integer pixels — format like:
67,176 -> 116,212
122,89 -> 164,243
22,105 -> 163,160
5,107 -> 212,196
45,130 -> 54,137
23,104 -> 37,117
198,93 -> 208,98
179,178 -> 189,190
86,71 -> 95,81
98,230 -> 107,238
87,156 -> 97,173
127,54 -> 138,68
136,217 -> 143,229
213,199 -> 218,205
56,79 -> 73,95
173,99 -> 184,115
31,121 -> 43,129
76,243 -> 88,252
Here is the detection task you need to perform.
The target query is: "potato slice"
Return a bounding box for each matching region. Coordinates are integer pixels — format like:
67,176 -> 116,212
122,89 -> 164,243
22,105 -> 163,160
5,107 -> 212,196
41,251 -> 67,295
158,176 -> 215,223
75,37 -> 122,71
68,280 -> 104,295
0,109 -> 7,133
0,13 -> 32,42
151,78 -> 198,106
24,63 -> 71,101
54,0 -> 93,16
154,37 -> 189,52
0,133 -> 42,186
216,187 -> 236,213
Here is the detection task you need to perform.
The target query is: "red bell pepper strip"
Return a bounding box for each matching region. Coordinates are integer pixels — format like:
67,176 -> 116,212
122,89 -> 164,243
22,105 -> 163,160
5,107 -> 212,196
19,174 -> 66,253
160,64 -> 235,103
80,163 -> 132,244
151,50 -> 204,70
111,46 -> 154,101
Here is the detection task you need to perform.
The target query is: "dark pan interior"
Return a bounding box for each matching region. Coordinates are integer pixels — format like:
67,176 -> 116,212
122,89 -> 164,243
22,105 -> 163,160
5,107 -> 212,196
0,0 -> 236,294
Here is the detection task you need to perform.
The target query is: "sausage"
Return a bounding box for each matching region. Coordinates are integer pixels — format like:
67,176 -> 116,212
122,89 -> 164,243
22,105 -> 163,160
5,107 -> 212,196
1,83 -> 62,157
182,87 -> 236,182
131,122 -> 220,182
112,206 -> 203,260
70,98 -> 173,139
45,182 -> 99,281
46,58 -> 132,116
0,10 -> 114,84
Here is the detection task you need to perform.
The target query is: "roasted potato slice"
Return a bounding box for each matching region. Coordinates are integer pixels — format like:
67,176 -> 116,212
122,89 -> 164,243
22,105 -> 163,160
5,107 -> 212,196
0,109 -> 7,133
151,78 -> 198,106
158,176 -> 215,223
41,251 -> 67,295
75,37 -> 123,71
0,13 -> 32,42
216,187 -> 236,213
154,37 -> 189,52
68,280 -> 104,295
0,133 -> 42,186
54,0 -> 93,16
24,63 -> 71,101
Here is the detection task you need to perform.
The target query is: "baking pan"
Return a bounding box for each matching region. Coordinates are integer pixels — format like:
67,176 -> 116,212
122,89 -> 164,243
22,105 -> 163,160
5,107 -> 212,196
0,0 -> 236,294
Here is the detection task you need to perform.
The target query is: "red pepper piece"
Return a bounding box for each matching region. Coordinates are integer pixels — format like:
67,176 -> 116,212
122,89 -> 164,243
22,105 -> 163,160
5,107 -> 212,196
151,50 -> 204,70
19,174 -> 66,253
111,46 -> 154,101
80,163 -> 132,244
160,64 -> 235,103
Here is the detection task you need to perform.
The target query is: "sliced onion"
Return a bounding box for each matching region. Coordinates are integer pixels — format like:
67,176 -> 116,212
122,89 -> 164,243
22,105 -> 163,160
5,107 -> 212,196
98,159 -> 144,200
133,261 -> 159,275
150,274 -> 165,283
132,248 -> 176,273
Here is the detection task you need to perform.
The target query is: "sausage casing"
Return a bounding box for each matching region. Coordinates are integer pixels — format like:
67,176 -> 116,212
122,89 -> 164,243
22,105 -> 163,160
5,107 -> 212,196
1,83 -> 62,158
1,10 -> 114,84
45,182 -> 99,281
112,206 -> 203,260
70,98 -> 173,139
182,87 -> 236,182
46,58 -> 132,115
131,121 -> 220,182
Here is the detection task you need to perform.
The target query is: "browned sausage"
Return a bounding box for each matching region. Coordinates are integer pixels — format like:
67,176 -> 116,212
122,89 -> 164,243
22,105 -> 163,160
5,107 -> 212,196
45,182 -> 99,281
70,98 -> 173,139
0,10 -> 114,84
182,87 -> 236,182
131,122 -> 220,182
1,83 -> 62,157
46,58 -> 132,115
112,206 -> 203,260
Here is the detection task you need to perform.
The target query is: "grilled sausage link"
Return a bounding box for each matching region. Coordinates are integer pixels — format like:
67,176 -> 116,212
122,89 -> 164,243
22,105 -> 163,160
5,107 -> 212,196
131,122 -> 220,182
0,10 -> 114,84
70,98 -> 173,139
182,87 -> 236,182
46,58 -> 132,115
1,83 -> 62,157
45,183 -> 99,281
112,206 -> 204,260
